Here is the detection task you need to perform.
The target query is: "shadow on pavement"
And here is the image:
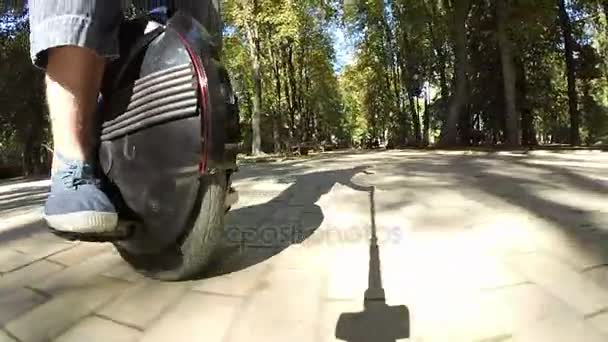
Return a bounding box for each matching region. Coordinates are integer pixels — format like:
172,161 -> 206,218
0,183 -> 49,216
205,166 -> 370,276
455,155 -> 608,265
0,219 -> 47,245
335,186 -> 410,342
0,183 -> 50,245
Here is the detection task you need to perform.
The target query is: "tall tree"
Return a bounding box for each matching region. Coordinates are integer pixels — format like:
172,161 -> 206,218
496,0 -> 520,145
244,0 -> 264,155
557,0 -> 581,145
440,0 -> 472,146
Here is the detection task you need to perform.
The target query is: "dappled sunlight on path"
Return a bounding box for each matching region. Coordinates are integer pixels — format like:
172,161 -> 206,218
0,149 -> 607,341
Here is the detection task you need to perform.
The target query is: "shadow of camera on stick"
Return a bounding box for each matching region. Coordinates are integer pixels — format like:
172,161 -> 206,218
335,186 -> 410,342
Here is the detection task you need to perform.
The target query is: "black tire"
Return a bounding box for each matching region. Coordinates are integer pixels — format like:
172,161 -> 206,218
114,172 -> 227,281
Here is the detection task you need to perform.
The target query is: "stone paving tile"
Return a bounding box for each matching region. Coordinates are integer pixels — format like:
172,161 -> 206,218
534,231 -> 608,271
55,316 -> 142,342
102,262 -> 146,283
380,241 -> 529,301
587,311 -> 608,336
456,217 -> 541,257
97,279 -> 189,329
222,268 -> 324,342
288,191 -> 321,207
317,300 -> 363,342
4,276 -> 129,342
270,205 -> 304,223
140,292 -> 242,342
32,251 -> 123,296
585,265 -> 608,290
512,311 -> 607,342
191,262 -> 270,296
507,253 -> 608,316
0,249 -> 40,273
0,330 -> 16,342
265,244 -> 330,271
47,242 -> 113,266
325,245 -> 369,300
10,233 -> 75,260
473,284 -> 572,336
0,260 -> 63,291
0,287 -> 47,325
1,151 -> 607,342
224,211 -> 269,230
411,284 -> 564,341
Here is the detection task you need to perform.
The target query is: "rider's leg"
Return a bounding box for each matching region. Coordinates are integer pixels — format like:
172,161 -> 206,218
46,47 -> 105,170
29,0 -> 122,234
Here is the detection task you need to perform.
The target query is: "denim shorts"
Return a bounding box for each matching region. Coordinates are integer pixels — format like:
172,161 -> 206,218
29,0 -> 222,69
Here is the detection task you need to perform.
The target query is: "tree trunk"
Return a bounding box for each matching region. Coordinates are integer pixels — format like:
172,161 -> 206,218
496,0 -> 520,146
407,91 -> 420,145
287,44 -> 300,141
268,42 -> 283,152
392,44 -> 405,144
245,21 -> 263,155
557,0 -> 580,145
423,87 -> 430,146
19,124 -> 34,176
398,63 -> 411,143
516,57 -> 538,145
425,12 -> 449,120
281,43 -> 295,140
582,80 -> 593,143
458,104 -> 471,145
439,0 -> 472,146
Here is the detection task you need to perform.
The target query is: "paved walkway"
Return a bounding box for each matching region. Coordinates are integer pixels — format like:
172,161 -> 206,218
1,149 -> 607,342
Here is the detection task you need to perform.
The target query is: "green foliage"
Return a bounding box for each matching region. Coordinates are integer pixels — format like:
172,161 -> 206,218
339,0 -> 608,146
223,0 -> 347,151
0,21 -> 49,176
3,0 -> 608,178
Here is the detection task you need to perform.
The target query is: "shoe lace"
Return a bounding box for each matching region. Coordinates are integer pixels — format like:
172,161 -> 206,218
53,152 -> 99,189
60,163 -> 99,189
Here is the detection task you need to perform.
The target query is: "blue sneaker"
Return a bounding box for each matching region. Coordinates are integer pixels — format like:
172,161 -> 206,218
43,154 -> 118,234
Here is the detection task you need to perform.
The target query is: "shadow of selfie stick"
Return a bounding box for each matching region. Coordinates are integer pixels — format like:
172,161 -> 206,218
335,185 -> 410,342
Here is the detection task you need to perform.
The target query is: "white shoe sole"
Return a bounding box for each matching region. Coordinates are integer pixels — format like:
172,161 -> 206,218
43,212 -> 119,234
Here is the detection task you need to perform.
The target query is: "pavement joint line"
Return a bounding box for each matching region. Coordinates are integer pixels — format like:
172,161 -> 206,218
213,266 -> 275,342
475,334 -> 513,342
1,327 -> 21,342
214,290 -> 258,342
584,306 -> 608,320
23,285 -> 52,300
323,297 -> 357,302
478,281 -> 534,293
188,289 -> 245,298
92,313 -> 145,332
135,286 -> 193,331
1,243 -> 76,275
98,274 -> 133,285
582,263 -> 608,273
43,258 -> 69,268
542,249 -> 607,273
